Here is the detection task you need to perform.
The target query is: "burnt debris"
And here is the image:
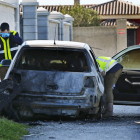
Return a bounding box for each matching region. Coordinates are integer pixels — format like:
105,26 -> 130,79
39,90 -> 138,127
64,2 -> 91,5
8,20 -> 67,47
0,79 -> 21,121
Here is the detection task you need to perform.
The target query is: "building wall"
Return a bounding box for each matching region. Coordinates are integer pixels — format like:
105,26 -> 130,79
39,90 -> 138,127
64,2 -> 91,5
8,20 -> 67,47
73,26 -> 117,57
0,4 -> 15,30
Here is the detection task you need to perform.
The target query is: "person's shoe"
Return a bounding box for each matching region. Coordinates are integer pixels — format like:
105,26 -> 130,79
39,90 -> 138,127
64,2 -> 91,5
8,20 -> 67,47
104,111 -> 114,117
104,103 -> 114,117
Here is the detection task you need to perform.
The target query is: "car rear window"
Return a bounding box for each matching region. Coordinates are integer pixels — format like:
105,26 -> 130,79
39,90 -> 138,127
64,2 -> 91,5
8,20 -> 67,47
16,48 -> 89,72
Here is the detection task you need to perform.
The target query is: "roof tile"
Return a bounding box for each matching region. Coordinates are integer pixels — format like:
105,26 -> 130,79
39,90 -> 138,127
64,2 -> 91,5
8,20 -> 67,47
119,2 -> 122,14
20,0 -> 140,16
106,3 -> 110,15
110,2 -> 113,15
20,4 -> 96,13
92,0 -> 140,15
103,4 -> 107,15
101,19 -> 140,29
113,1 -> 116,15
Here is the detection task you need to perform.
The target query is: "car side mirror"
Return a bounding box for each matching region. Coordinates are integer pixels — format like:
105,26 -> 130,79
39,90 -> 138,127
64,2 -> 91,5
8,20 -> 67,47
1,59 -> 11,66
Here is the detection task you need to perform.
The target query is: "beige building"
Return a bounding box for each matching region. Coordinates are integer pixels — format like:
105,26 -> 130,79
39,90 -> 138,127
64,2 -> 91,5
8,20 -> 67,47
92,0 -> 140,47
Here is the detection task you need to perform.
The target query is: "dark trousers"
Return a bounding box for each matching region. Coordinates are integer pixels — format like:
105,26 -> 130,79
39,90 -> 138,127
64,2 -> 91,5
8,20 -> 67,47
104,68 -> 122,103
0,66 -> 9,81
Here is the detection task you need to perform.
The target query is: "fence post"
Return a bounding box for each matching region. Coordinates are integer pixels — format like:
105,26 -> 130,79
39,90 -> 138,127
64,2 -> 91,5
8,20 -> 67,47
116,19 -> 127,52
64,14 -> 74,41
21,0 -> 39,41
49,11 -> 65,41
37,7 -> 50,40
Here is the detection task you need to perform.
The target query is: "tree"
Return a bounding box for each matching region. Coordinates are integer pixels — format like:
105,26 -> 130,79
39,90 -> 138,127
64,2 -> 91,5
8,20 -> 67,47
60,3 -> 100,27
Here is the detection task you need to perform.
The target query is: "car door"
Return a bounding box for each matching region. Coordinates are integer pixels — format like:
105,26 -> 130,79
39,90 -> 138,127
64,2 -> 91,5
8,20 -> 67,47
113,48 -> 140,104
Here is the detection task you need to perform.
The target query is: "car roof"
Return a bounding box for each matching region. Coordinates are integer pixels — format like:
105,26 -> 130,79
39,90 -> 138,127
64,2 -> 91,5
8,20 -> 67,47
22,40 -> 87,49
112,45 -> 140,59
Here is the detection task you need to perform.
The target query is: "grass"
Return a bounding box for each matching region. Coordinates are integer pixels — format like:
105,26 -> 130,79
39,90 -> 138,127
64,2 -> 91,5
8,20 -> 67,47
0,117 -> 29,140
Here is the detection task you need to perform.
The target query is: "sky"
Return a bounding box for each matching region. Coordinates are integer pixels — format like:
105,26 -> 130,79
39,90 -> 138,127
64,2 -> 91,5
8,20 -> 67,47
19,0 -> 140,6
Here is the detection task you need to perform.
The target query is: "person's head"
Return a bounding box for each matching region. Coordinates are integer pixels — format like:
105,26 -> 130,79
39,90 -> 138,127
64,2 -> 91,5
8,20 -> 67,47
0,22 -> 10,33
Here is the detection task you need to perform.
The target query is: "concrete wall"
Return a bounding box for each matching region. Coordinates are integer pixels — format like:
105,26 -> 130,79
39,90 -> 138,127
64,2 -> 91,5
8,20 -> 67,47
21,0 -> 38,41
73,19 -> 127,57
20,4 -> 74,42
63,22 -> 71,41
0,2 -> 16,30
37,8 -> 49,40
48,20 -> 59,40
73,26 -> 117,57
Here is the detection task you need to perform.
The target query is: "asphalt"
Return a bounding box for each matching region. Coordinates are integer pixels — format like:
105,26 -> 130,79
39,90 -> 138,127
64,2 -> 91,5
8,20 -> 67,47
22,105 -> 140,140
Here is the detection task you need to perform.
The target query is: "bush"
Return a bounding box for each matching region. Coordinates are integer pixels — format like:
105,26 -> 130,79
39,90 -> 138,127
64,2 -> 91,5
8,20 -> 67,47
0,117 -> 29,140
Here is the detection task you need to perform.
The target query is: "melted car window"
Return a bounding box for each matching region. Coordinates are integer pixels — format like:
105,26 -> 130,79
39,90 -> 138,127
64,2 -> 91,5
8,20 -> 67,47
116,49 -> 140,70
16,49 -> 89,72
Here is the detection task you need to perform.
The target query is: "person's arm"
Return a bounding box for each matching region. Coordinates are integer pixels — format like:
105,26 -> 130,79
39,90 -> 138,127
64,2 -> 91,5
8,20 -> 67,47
99,67 -> 105,77
9,32 -> 23,45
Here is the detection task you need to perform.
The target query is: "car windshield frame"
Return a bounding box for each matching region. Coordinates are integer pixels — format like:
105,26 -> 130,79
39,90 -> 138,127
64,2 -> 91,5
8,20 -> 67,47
112,47 -> 140,71
112,46 -> 140,60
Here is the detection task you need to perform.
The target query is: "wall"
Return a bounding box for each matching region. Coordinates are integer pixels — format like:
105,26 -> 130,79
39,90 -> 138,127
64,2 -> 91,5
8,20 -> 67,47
0,2 -> 16,30
63,22 -> 71,41
73,26 -> 117,57
48,20 -> 59,40
116,19 -> 127,53
20,6 -> 74,41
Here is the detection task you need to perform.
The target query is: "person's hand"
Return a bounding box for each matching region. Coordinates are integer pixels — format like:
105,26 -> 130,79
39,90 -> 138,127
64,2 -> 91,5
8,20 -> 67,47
101,71 -> 105,77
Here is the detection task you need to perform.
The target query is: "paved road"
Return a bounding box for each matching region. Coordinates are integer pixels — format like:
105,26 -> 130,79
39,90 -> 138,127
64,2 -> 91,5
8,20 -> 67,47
23,105 -> 140,140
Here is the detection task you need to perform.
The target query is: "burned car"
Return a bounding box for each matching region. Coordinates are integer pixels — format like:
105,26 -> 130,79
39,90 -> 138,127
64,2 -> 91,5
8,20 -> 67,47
4,40 -> 105,118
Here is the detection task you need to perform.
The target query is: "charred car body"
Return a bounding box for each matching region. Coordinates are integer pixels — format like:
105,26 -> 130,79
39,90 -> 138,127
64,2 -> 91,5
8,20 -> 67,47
4,40 -> 105,118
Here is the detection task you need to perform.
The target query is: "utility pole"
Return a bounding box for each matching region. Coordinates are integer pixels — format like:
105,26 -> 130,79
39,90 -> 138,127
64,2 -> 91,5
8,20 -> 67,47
74,0 -> 80,4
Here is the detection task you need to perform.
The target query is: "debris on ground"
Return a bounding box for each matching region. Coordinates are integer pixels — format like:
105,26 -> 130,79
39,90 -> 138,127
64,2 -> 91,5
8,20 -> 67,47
0,79 -> 21,121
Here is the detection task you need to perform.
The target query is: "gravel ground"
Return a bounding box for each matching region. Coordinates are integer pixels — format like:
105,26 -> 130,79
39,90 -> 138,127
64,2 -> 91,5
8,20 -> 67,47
22,105 -> 140,140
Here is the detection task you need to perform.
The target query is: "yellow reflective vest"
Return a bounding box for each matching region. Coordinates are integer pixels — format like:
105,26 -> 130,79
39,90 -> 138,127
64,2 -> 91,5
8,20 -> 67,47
0,30 -> 17,60
0,30 -> 17,67
96,56 -> 118,73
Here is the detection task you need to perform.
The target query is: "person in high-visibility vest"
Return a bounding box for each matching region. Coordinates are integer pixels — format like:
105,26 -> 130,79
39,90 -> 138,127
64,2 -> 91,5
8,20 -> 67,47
96,56 -> 123,117
0,22 -> 22,80
0,22 -> 22,61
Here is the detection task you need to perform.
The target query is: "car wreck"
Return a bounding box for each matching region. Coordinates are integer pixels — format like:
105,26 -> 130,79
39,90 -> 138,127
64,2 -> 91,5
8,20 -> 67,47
0,40 -> 106,119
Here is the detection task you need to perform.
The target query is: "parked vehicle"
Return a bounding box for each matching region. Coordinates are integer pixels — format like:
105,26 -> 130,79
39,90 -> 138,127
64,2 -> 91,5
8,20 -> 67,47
113,45 -> 140,105
4,40 -> 105,118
